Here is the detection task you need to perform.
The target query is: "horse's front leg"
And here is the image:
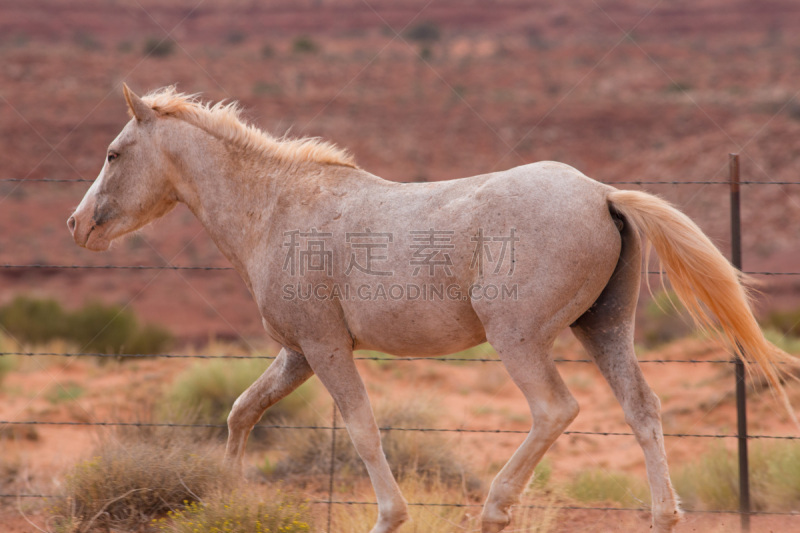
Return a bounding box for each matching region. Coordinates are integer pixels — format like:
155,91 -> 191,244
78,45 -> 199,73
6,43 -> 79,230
303,341 -> 409,533
224,347 -> 314,475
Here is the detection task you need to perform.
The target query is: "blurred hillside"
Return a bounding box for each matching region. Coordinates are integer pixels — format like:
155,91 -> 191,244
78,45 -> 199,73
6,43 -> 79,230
1,0 -> 800,343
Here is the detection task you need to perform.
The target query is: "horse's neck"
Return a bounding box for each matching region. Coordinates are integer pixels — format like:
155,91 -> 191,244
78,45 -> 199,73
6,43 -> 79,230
175,148 -> 277,279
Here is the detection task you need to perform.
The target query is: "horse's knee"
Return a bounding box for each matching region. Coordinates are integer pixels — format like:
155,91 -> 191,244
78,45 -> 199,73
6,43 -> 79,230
227,394 -> 258,433
561,395 -> 580,425
535,395 -> 579,436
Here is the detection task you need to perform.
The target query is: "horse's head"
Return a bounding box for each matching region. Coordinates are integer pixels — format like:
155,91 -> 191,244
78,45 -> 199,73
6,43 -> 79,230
68,84 -> 177,251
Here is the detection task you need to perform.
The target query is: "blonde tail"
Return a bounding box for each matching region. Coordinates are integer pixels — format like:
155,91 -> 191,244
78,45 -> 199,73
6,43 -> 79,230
608,189 -> 798,428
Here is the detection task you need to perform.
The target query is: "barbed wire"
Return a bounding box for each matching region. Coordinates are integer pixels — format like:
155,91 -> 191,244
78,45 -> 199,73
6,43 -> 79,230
1,419 -> 797,440
0,350 -> 744,364
5,178 -> 800,185
0,492 -> 795,517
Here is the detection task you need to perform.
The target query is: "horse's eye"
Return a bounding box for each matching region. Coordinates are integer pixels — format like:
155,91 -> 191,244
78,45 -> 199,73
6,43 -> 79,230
107,152 -> 119,163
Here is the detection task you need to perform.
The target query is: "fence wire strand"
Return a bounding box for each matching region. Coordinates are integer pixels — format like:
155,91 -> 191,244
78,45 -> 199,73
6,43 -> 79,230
1,419 -> 797,440
6,178 -> 800,185
0,492 -> 795,517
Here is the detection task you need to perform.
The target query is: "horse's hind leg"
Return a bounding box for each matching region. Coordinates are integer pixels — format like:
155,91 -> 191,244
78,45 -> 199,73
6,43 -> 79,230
224,347 -> 314,474
480,339 -> 579,533
571,217 -> 682,532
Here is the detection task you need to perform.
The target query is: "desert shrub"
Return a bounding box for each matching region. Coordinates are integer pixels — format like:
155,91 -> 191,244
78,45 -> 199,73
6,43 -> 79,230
674,442 -> 800,511
225,30 -> 246,45
0,353 -> 18,387
260,43 -> 275,58
272,399 -> 481,492
154,491 -> 312,533
761,307 -> 800,338
69,301 -> 172,354
291,35 -> 318,54
763,328 -> 800,355
0,296 -> 172,354
164,358 -> 316,441
405,21 -> 441,42
45,381 -> 84,404
50,437 -> 225,532
0,296 -> 68,343
73,30 -> 101,51
639,289 -> 694,348
143,37 -> 175,57
566,469 -> 649,507
252,81 -> 282,96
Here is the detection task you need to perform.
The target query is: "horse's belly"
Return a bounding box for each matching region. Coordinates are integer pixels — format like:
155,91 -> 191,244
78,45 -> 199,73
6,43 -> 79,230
346,299 -> 486,356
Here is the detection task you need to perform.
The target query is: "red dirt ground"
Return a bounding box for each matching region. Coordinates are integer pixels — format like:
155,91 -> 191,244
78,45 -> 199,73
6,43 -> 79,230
1,337 -> 799,531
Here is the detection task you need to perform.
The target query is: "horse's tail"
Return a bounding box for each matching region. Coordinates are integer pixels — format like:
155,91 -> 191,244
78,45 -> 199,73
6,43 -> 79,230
607,188 -> 799,428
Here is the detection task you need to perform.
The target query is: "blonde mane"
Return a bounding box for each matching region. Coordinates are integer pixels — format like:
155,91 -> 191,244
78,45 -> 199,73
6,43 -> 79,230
139,86 -> 357,169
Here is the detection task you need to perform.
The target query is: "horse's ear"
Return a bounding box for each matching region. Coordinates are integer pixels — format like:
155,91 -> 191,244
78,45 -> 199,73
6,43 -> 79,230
122,83 -> 155,123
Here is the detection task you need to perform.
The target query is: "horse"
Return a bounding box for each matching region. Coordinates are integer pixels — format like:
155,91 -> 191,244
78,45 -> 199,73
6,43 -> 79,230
68,85 -> 795,533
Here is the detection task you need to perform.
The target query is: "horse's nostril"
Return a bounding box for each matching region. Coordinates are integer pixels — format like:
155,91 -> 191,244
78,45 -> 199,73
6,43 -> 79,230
67,216 -> 76,233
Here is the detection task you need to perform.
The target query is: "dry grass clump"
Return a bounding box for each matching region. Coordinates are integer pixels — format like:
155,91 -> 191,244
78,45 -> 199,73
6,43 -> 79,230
270,399 -> 481,493
333,476 -> 560,533
674,441 -> 800,511
566,469 -> 649,507
153,490 -> 313,533
49,433 -> 226,532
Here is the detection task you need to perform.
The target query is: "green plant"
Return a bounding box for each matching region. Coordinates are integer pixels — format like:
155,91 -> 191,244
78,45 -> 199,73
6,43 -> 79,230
0,353 -> 18,387
761,307 -> 800,338
155,491 -> 312,532
405,21 -> 441,42
260,43 -> 275,58
143,37 -> 175,57
49,437 -> 225,532
674,442 -> 800,511
73,30 -> 101,51
0,296 -> 172,355
763,328 -> 800,354
567,469 -> 649,506
0,296 -> 68,343
225,30 -> 246,45
291,35 -> 318,54
639,289 -> 694,348
45,381 -> 84,404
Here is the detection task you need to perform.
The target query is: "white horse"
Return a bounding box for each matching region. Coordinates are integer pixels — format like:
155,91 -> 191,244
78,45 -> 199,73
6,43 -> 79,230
68,85 -> 795,533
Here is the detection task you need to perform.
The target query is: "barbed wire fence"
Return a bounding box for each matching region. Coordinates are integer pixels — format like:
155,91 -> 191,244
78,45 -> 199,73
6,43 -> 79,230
1,157 -> 800,531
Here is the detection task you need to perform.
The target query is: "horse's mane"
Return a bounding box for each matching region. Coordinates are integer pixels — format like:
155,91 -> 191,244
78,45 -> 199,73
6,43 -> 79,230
139,86 -> 357,169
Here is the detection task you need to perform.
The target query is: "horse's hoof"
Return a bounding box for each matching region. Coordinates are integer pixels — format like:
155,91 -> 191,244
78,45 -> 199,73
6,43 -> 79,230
480,508 -> 511,533
369,509 -> 409,533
